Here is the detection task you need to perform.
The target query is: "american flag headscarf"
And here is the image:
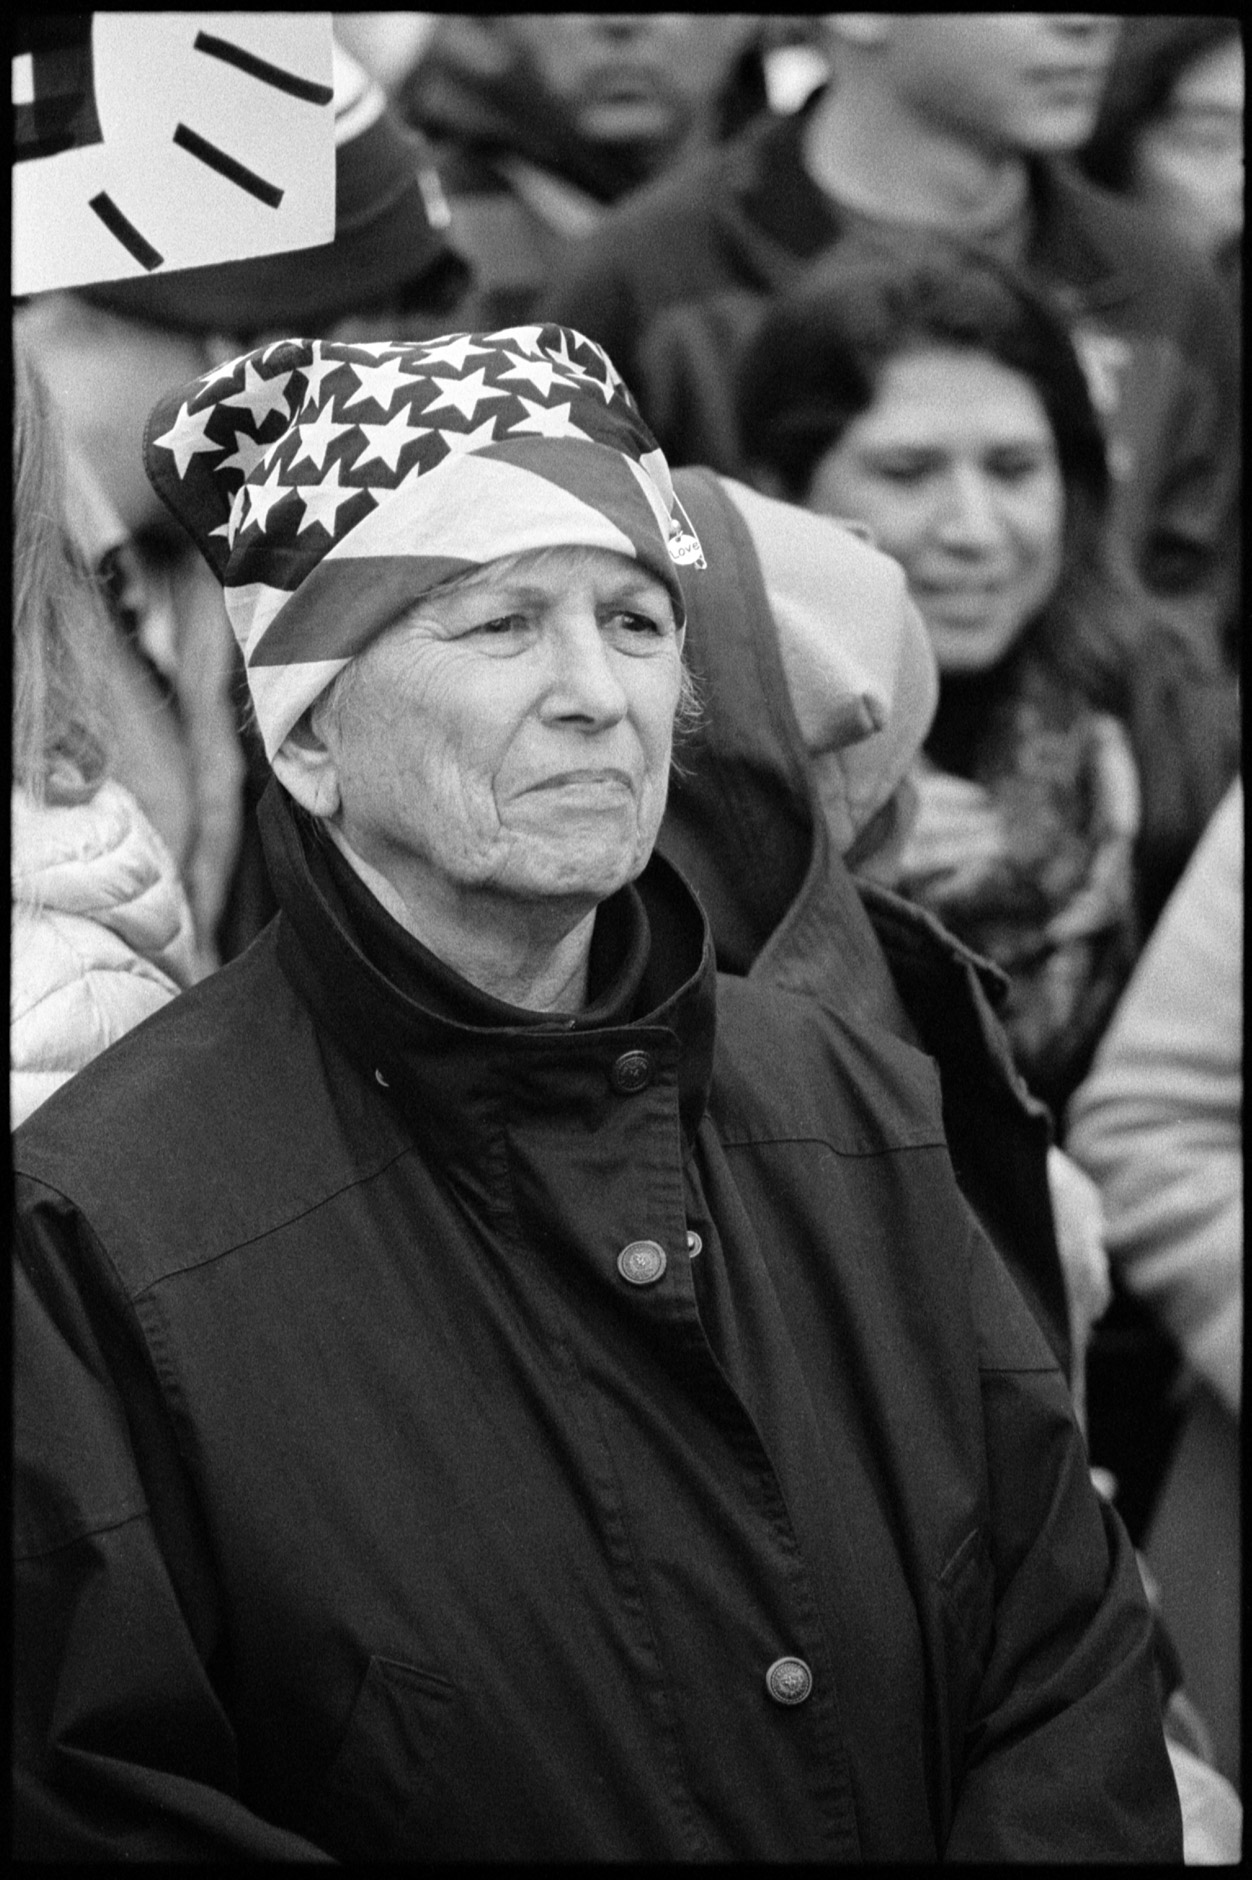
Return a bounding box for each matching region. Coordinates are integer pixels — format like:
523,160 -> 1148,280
143,324 -> 706,759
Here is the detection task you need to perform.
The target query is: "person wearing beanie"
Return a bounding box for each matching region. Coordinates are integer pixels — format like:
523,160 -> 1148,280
14,324 -> 1180,1861
13,41 -> 473,966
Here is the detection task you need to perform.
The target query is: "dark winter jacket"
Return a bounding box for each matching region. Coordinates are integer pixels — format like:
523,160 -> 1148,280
544,97 -> 1241,677
13,775 -> 1181,1861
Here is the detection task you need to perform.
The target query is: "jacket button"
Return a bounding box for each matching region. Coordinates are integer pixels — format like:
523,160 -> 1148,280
609,1050 -> 652,1094
685,1229 -> 703,1257
617,1240 -> 667,1286
765,1657 -> 813,1706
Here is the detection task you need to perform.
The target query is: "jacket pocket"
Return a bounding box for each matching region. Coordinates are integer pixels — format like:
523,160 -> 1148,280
936,1526 -> 994,1802
322,1655 -> 455,1858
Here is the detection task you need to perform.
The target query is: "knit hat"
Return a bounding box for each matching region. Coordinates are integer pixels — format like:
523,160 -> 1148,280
143,323 -> 707,758
75,44 -> 469,337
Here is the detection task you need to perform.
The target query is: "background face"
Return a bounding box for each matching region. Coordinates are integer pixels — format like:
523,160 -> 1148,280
320,545 -> 684,924
499,14 -> 757,146
805,347 -> 1066,674
879,13 -> 1122,154
1130,37 -> 1244,264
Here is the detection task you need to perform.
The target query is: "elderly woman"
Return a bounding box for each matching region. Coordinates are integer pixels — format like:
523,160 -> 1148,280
13,326 -> 1179,1861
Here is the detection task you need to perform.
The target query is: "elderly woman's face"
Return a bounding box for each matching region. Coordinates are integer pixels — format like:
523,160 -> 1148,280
317,544 -> 684,920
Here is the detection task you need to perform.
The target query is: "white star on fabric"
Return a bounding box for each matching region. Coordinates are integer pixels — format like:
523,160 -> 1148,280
216,426 -> 272,481
505,397 -> 592,441
414,332 -> 493,373
222,490 -> 247,549
299,344 -> 345,410
423,367 -> 510,423
434,417 -> 501,459
150,400 -> 223,478
222,359 -> 295,428
341,354 -> 414,415
196,355 -> 246,392
497,351 -> 584,399
351,404 -> 424,474
549,331 -> 616,403
240,461 -> 289,535
491,324 -> 549,358
289,400 -> 353,473
294,460 -> 364,536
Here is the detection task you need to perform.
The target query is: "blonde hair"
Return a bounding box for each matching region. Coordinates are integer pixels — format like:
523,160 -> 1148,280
12,333 -> 111,806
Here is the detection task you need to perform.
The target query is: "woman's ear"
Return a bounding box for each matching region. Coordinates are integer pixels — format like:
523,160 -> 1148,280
271,708 -> 342,820
203,332 -> 245,369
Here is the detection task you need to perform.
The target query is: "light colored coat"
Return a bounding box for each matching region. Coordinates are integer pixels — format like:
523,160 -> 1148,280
1066,779 -> 1242,1417
11,780 -> 200,1128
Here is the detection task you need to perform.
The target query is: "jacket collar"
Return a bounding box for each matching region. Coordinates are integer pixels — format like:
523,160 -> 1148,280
718,94 -> 1132,311
259,779 -> 717,1163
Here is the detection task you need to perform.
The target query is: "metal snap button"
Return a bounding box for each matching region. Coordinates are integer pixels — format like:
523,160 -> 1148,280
685,1229 -> 703,1257
765,1656 -> 813,1706
616,1240 -> 667,1286
609,1050 -> 652,1094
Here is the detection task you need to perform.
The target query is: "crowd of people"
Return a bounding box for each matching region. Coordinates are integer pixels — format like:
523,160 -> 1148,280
12,15 -> 1242,1862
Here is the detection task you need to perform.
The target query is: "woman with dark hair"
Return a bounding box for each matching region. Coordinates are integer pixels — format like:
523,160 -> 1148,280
740,235 -> 1146,1118
1078,16 -> 1243,307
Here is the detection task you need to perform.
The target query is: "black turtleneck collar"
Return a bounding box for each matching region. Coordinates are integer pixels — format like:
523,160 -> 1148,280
305,811 -> 656,1033
257,779 -> 717,1157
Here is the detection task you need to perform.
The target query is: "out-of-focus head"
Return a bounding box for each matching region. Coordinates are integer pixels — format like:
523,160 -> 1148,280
821,13 -> 1122,154
142,322 -> 705,760
739,237 -> 1110,673
71,43 -> 470,346
402,13 -> 762,198
491,14 -> 760,148
12,333 -> 110,805
14,44 -> 471,542
1079,17 -> 1243,270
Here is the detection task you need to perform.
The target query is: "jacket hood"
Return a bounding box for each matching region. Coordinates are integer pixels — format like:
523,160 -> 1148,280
662,469 -> 936,1012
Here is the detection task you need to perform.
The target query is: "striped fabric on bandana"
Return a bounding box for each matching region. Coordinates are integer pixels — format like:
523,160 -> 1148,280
143,324 -> 706,758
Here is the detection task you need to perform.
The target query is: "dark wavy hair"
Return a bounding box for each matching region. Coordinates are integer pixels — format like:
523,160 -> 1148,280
737,231 -> 1139,711
1078,16 -> 1242,194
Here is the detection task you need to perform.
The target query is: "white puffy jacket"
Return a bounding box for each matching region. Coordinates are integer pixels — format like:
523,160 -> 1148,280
11,780 -> 201,1129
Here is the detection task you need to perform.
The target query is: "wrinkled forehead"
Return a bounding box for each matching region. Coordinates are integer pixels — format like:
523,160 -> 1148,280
409,542 -> 679,612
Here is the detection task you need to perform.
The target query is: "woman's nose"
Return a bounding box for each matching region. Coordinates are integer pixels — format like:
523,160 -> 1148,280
932,465 -> 1003,551
545,614 -> 629,725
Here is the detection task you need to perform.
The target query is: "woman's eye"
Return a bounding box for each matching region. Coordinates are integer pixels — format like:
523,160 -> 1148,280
869,458 -> 934,485
614,611 -> 663,635
988,453 -> 1045,483
470,613 -> 529,636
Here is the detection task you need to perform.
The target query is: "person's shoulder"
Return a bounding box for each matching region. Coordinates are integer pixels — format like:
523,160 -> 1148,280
556,128 -> 750,275
710,973 -> 947,1154
10,930 -> 374,1294
1039,160 -> 1233,324
12,931 -> 281,1150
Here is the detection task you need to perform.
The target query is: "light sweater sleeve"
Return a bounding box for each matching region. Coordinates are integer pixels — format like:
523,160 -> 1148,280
1065,781 -> 1242,1416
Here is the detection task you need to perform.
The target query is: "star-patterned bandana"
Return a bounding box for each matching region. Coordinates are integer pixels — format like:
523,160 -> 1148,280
143,324 -> 707,758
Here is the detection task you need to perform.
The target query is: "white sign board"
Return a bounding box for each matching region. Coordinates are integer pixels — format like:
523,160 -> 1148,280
13,13 -> 335,297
